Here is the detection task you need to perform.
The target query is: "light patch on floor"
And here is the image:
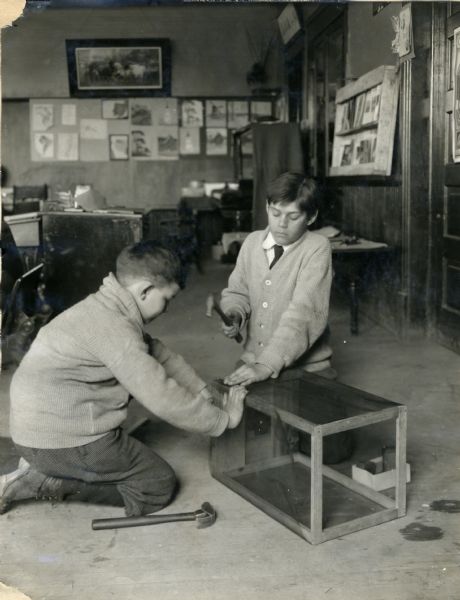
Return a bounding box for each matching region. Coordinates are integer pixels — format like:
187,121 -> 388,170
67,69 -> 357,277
0,582 -> 32,600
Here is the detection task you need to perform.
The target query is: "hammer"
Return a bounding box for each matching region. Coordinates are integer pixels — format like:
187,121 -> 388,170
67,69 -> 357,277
91,502 -> 216,531
206,293 -> 243,343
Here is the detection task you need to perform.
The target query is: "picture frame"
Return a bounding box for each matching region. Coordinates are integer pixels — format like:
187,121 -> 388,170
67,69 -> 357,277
109,134 -> 129,160
66,39 -> 171,98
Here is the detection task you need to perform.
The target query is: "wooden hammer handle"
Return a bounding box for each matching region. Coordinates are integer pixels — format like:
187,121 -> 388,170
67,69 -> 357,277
214,300 -> 243,344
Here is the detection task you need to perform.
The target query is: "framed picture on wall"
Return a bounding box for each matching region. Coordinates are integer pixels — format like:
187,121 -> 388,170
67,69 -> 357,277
66,39 -> 171,98
109,134 -> 129,160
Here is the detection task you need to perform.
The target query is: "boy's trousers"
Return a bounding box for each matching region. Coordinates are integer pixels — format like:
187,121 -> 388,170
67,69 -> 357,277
15,427 -> 177,516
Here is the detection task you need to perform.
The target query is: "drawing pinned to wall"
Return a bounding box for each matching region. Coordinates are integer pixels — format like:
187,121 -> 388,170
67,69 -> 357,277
32,104 -> 54,131
206,128 -> 227,156
34,132 -> 55,159
452,27 -> 460,163
179,128 -> 200,155
57,132 -> 79,161
61,103 -> 77,126
80,118 -> 108,139
109,134 -> 129,160
102,99 -> 129,119
228,101 -> 249,128
155,98 -> 178,126
130,99 -> 153,125
206,100 -> 227,127
181,100 -> 203,127
391,4 -> 415,62
131,127 -> 153,158
156,126 -> 179,159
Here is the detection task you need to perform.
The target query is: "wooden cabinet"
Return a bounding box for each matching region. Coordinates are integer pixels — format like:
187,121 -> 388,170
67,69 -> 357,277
330,65 -> 399,177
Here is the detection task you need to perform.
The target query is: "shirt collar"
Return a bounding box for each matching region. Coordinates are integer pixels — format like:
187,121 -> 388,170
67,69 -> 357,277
262,230 -> 294,251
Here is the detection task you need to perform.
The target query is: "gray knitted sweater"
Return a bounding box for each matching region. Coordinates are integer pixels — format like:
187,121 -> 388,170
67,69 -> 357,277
221,228 -> 332,376
10,273 -> 229,449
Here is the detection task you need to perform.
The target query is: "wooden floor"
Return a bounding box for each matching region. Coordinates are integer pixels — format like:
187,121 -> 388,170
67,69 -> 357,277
0,261 -> 459,600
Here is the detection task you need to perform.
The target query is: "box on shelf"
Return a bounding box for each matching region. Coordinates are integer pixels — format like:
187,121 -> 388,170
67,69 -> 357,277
352,456 -> 411,492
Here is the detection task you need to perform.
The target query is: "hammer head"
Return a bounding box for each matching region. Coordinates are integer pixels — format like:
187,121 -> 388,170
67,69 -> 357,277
195,502 -> 217,528
205,293 -> 214,318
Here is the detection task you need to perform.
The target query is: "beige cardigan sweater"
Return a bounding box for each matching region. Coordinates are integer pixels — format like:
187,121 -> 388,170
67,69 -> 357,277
221,228 -> 332,376
10,273 -> 229,449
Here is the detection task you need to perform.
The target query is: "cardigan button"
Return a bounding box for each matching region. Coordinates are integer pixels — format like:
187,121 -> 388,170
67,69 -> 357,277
265,280 -> 272,286
262,302 -> 268,308
258,342 -> 264,347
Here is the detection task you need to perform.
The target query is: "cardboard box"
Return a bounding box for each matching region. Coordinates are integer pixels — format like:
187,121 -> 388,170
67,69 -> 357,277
352,456 -> 411,491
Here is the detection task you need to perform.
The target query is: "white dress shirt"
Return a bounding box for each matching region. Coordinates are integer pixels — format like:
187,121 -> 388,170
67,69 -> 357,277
262,231 -> 294,266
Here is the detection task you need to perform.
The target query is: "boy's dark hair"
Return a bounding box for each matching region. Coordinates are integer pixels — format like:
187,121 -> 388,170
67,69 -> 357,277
116,240 -> 181,287
267,172 -> 321,219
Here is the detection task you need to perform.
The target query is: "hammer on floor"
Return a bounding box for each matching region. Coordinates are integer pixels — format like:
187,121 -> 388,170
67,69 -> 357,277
92,502 -> 217,531
205,293 -> 243,343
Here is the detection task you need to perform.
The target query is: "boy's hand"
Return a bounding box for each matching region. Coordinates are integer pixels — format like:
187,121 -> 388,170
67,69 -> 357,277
222,385 -> 247,429
224,363 -> 273,386
221,312 -> 242,339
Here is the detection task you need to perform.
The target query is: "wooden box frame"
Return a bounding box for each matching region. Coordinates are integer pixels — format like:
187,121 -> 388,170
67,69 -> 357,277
330,65 -> 399,177
210,371 -> 407,545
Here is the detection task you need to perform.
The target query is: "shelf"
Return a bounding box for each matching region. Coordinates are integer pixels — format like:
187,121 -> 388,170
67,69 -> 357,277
330,65 -> 399,177
334,121 -> 379,136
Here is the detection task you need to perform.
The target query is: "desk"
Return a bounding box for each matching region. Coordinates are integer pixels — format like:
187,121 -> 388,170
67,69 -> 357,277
210,371 -> 407,545
330,237 -> 393,335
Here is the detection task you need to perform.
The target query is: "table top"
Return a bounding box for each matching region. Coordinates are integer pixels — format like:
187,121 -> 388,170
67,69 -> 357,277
330,236 -> 390,254
245,371 -> 402,427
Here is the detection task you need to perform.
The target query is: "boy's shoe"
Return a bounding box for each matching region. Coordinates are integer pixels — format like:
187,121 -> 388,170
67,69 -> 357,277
0,458 -> 64,514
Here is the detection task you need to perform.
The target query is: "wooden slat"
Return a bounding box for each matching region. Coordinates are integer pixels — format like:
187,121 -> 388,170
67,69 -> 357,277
319,406 -> 400,435
294,453 -> 394,509
335,65 -> 387,103
320,508 -> 399,543
396,406 -> 407,516
310,429 -> 323,544
212,472 -> 311,542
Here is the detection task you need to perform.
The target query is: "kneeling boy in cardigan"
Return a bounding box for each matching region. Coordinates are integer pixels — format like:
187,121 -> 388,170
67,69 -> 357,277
1,241 -> 246,516
221,172 -> 333,387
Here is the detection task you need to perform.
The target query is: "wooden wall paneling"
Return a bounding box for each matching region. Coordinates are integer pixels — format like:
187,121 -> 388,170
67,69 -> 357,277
406,3 -> 434,329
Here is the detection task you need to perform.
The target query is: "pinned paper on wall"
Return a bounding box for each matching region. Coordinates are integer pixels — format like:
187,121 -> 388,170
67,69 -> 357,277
206,128 -> 227,156
156,98 -> 179,126
156,126 -> 179,160
179,128 -> 200,155
57,132 -> 79,161
130,99 -> 153,126
80,118 -> 108,140
131,126 -> 154,159
32,104 -> 54,131
452,27 -> 460,163
181,100 -> 203,127
34,132 -> 55,159
392,4 -> 415,62
61,104 -> 77,126
206,100 -> 227,127
102,99 -> 129,120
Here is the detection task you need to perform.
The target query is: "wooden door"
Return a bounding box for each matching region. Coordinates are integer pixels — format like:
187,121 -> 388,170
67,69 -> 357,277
306,10 -> 345,178
436,4 -> 460,352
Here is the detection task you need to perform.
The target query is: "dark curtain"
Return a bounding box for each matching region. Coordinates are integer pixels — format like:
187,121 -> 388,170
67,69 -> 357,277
252,123 -> 304,230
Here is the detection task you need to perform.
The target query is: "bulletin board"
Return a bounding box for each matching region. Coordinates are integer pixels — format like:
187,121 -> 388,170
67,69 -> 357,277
29,97 -> 275,163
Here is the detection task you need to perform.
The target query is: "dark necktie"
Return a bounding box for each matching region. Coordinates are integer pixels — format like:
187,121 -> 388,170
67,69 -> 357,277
269,244 -> 284,269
